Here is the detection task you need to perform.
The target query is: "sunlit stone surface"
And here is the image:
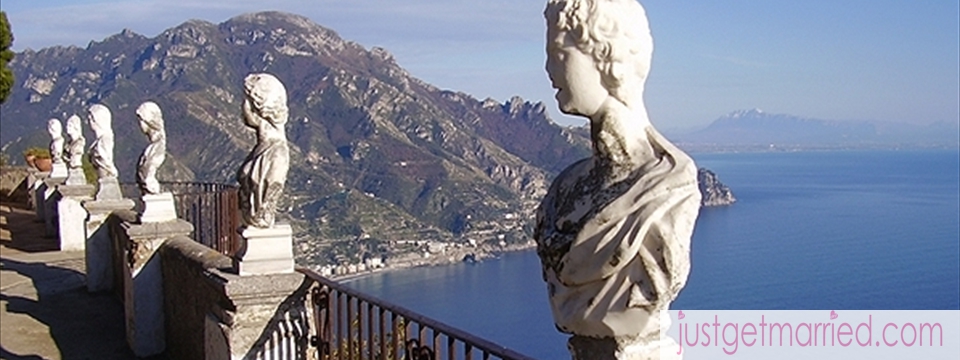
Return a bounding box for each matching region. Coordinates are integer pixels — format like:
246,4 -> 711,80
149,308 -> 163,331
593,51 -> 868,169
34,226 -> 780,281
536,1 -> 700,358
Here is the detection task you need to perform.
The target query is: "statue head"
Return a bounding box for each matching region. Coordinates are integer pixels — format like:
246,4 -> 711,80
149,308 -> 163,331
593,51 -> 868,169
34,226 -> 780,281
136,101 -> 164,137
65,115 -> 82,140
87,104 -> 112,137
242,73 -> 288,128
545,0 -> 653,112
47,118 -> 62,138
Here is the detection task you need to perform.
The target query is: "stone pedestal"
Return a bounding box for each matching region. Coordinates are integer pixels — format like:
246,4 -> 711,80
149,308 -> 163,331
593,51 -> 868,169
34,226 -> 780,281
64,167 -> 87,186
139,192 -> 177,223
159,237 -> 308,360
50,162 -> 68,179
56,184 -> 95,251
116,218 -> 193,357
38,176 -> 65,227
94,177 -> 124,201
83,198 -> 135,292
236,224 -> 294,276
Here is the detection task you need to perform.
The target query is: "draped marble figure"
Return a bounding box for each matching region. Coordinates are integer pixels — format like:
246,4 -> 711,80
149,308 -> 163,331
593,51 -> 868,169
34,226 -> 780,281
535,0 -> 701,344
136,102 -> 166,195
64,115 -> 85,170
47,119 -> 64,165
237,73 -> 290,228
87,104 -> 119,179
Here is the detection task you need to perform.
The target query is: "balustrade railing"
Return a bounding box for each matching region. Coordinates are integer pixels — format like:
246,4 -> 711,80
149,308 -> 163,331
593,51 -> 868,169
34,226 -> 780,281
121,181 -> 241,257
241,280 -> 313,360
113,182 -> 536,360
297,268 -> 536,360
162,182 -> 241,257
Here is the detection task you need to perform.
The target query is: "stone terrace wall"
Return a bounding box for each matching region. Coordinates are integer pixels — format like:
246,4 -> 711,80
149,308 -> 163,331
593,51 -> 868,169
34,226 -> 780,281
159,236 -> 235,360
159,236 -> 312,360
0,166 -> 30,203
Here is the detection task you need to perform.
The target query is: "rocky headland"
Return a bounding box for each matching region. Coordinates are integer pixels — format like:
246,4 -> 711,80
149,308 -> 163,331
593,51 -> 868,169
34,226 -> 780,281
698,168 -> 737,206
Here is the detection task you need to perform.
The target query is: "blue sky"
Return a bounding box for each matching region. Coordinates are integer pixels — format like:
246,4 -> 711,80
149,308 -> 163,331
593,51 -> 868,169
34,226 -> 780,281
2,0 -> 958,129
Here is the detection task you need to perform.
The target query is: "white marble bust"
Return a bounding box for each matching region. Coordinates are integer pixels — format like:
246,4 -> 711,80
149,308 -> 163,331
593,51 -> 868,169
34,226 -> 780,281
63,115 -> 87,185
64,115 -> 85,170
87,104 -> 119,179
136,101 -> 166,195
535,0 -> 701,354
236,73 -> 290,228
47,118 -> 65,165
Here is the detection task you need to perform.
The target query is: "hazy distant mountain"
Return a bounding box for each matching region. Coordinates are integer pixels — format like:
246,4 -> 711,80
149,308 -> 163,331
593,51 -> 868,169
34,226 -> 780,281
0,12 -> 591,264
674,108 -> 959,150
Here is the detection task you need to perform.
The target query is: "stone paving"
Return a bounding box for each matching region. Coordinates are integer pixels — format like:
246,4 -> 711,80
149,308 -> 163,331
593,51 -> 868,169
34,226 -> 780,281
0,201 -> 140,360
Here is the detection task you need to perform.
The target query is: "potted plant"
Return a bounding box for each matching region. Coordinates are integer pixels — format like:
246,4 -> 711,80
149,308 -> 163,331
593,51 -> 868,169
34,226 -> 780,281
23,147 -> 53,172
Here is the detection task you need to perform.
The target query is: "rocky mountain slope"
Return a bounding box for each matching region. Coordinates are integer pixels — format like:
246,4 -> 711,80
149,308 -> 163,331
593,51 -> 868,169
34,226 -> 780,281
0,12 -> 590,265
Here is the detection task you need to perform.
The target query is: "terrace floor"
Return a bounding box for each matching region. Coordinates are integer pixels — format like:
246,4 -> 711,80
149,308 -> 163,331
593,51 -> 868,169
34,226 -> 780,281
0,201 -> 141,360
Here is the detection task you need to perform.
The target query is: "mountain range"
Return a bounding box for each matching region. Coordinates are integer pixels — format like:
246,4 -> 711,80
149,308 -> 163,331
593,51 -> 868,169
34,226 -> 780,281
0,12 -> 590,264
674,108 -> 959,151
2,12 -> 953,265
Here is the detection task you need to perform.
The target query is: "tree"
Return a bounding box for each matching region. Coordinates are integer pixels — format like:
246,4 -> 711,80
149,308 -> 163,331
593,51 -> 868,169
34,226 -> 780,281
0,11 -> 14,104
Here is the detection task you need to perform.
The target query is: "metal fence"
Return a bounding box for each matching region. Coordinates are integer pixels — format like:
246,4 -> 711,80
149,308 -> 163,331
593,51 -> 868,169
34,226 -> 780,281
163,182 -> 241,257
121,181 -> 241,258
297,268 -> 537,360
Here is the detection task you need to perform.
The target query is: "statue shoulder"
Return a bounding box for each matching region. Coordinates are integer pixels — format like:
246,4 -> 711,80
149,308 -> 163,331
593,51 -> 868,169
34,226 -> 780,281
547,158 -> 593,196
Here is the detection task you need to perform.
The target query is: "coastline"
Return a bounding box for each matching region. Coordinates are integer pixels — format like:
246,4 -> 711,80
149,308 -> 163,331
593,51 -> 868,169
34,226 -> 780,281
325,241 -> 537,282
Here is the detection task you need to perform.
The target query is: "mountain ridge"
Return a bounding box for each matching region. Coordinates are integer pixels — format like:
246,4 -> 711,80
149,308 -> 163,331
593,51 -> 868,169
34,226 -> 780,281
0,11 -> 591,265
675,108 -> 959,150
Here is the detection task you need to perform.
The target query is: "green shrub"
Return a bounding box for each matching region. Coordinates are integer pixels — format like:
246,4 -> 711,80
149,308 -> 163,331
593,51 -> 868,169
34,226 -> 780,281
81,156 -> 98,183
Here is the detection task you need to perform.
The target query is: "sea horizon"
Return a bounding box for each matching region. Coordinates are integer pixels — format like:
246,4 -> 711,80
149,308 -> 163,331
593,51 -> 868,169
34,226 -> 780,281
346,148 -> 960,359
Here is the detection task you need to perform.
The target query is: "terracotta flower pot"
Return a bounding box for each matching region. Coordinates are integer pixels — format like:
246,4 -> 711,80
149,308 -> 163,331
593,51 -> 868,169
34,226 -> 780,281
34,157 -> 53,172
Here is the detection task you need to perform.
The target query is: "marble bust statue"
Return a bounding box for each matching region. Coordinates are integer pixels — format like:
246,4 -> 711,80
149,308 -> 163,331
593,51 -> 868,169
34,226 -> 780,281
87,104 -> 119,179
535,0 -> 700,357
237,73 -> 290,229
63,115 -> 87,185
47,119 -> 64,168
64,115 -> 85,169
136,101 -> 166,195
47,118 -> 65,166
47,118 -> 69,178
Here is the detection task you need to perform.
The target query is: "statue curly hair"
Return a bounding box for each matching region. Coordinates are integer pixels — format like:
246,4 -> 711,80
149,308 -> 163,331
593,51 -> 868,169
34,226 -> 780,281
545,0 -> 653,108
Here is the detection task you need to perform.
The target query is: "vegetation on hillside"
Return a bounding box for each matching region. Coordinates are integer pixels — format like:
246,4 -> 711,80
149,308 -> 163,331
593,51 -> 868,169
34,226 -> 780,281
0,11 -> 14,104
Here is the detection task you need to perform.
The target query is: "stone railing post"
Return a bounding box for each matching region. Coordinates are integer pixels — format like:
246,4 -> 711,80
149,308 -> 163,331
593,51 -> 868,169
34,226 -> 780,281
39,175 -> 65,234
237,225 -> 294,276
82,177 -> 134,292
55,182 -> 94,251
159,236 -> 309,360
110,207 -> 193,357
25,168 -> 48,210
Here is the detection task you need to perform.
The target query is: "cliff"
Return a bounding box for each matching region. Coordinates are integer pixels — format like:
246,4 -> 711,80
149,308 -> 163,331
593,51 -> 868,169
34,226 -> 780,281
698,168 -> 736,207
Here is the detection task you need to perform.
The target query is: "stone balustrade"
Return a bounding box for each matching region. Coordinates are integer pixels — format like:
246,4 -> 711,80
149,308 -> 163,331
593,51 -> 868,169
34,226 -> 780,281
9,167 -> 534,359
159,236 -> 309,360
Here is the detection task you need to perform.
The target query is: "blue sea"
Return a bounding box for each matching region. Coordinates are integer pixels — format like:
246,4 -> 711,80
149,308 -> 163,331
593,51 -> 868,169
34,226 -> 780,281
346,150 -> 960,359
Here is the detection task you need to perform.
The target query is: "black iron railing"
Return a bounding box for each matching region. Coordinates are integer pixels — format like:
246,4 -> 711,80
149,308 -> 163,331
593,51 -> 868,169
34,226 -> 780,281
297,267 -> 536,360
121,181 -> 241,257
161,182 -> 241,258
